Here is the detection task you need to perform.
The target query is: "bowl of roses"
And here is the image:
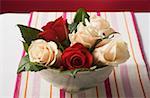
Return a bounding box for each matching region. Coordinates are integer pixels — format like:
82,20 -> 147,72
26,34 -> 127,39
17,8 -> 130,92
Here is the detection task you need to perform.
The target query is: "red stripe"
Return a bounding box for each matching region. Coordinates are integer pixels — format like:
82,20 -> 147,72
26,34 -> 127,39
113,69 -> 120,98
96,86 -> 99,98
131,12 -> 150,80
104,78 -> 112,98
13,12 -> 33,98
60,89 -> 65,98
70,94 -> 73,98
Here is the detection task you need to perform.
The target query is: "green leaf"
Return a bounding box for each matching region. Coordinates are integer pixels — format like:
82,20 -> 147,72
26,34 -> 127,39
17,24 -> 42,45
69,8 -> 90,33
22,41 -> 29,53
61,68 -> 90,78
17,55 -> 30,73
57,42 -> 64,52
72,69 -> 82,78
61,39 -> 71,48
17,55 -> 47,73
68,23 -> 78,33
28,62 -> 47,72
74,8 -> 90,24
57,39 -> 71,52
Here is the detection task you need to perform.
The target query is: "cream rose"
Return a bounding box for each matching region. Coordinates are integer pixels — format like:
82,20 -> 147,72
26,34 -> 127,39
93,39 -> 130,65
28,39 -> 58,66
69,15 -> 116,48
89,15 -> 115,36
69,23 -> 100,48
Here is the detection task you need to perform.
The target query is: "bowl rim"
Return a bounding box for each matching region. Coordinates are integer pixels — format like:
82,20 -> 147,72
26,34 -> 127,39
43,65 -> 114,75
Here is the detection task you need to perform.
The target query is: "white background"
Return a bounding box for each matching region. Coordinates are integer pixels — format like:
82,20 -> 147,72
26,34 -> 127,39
0,13 -> 150,98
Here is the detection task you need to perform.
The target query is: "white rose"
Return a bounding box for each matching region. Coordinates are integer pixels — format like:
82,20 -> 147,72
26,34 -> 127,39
69,23 -> 100,48
89,15 -> 115,36
28,39 -> 58,66
93,39 -> 130,65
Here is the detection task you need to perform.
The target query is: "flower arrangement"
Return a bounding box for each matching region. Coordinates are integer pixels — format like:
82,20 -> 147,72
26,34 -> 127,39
17,8 -> 130,79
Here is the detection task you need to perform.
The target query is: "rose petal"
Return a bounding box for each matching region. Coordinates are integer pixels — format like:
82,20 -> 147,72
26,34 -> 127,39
39,30 -> 58,41
42,22 -> 54,30
61,43 -> 93,70
69,52 -> 86,67
40,16 -> 68,42
53,26 -> 67,41
81,49 -> 93,68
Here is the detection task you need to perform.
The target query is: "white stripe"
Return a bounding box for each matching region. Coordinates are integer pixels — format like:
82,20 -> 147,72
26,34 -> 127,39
52,86 -> 60,98
19,72 -> 27,98
56,12 -> 64,18
66,12 -> 73,24
116,13 -> 144,97
25,72 -> 34,98
124,12 -> 150,97
39,78 -> 50,98
107,13 -> 126,97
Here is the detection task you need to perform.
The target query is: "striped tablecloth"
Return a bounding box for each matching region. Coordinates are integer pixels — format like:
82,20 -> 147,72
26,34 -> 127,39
14,12 -> 150,98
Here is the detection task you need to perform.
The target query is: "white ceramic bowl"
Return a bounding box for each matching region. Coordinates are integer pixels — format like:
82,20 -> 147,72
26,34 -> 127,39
39,65 -> 113,92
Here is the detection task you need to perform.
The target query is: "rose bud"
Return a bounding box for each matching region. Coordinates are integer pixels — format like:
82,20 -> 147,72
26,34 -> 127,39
61,43 -> 93,70
39,16 -> 69,42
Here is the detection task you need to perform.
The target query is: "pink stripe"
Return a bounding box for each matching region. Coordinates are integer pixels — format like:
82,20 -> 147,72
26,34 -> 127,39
13,50 -> 26,98
13,73 -> 22,98
131,12 -> 150,80
120,64 -> 133,97
97,12 -> 100,16
28,12 -> 33,26
60,12 -> 67,98
60,89 -> 65,98
13,12 -> 33,98
97,12 -> 112,98
63,12 -> 67,20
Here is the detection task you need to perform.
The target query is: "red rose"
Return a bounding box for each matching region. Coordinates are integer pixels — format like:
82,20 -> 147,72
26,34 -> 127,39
61,43 -> 93,70
39,16 -> 69,42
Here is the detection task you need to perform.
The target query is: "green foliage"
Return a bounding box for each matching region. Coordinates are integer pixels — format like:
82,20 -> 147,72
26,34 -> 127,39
17,24 -> 42,45
17,55 -> 46,73
22,41 -> 29,53
61,68 -> 92,78
68,8 -> 90,33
